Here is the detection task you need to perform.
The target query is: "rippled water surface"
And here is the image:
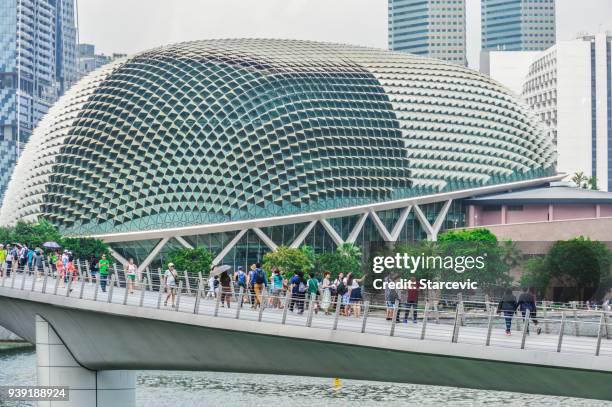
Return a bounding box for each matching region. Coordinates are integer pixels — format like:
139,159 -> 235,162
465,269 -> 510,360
1,347 -> 610,407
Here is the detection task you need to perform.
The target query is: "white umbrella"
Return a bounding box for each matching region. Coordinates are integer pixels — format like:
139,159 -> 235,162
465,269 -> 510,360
210,265 -> 231,276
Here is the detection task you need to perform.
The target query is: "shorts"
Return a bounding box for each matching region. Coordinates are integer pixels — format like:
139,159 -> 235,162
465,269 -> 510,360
350,287 -> 362,301
386,300 -> 396,308
128,274 -> 136,280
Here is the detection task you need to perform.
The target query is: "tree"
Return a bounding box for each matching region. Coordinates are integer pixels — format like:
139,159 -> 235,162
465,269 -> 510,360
165,247 -> 213,276
336,243 -> 362,259
587,176 -> 599,190
60,237 -> 109,260
437,228 -> 512,294
519,257 -> 551,298
547,237 -> 611,301
317,251 -> 361,278
262,246 -> 313,277
571,171 -> 589,189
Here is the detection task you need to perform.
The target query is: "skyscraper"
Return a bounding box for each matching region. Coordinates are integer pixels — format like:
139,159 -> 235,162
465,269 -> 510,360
388,0 -> 467,65
523,33 -> 612,191
0,0 -> 76,200
481,0 -> 556,52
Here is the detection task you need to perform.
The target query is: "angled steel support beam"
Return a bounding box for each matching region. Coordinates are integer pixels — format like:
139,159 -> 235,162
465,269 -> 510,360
413,205 -> 435,241
369,205 -> 412,243
346,213 -> 369,244
137,237 -> 169,273
290,220 -> 317,248
212,229 -> 247,266
369,211 -> 393,242
431,200 -> 453,239
319,218 -> 344,246
175,236 -> 193,249
253,227 -> 278,251
108,247 -> 128,267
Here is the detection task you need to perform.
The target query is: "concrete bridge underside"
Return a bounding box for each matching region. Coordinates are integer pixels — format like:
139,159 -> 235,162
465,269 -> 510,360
0,293 -> 611,402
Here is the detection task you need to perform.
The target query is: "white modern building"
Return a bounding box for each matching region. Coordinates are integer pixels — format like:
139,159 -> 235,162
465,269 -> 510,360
480,50 -> 540,96
388,0 -> 467,65
523,33 -> 612,191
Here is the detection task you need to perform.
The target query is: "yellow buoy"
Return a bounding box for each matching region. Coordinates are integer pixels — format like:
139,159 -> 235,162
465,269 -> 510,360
333,377 -> 342,389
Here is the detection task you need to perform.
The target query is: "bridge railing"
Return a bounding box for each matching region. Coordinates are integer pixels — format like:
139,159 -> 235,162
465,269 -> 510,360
1,265 -> 611,358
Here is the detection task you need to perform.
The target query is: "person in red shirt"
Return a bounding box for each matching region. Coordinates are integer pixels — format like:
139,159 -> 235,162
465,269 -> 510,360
403,276 -> 419,324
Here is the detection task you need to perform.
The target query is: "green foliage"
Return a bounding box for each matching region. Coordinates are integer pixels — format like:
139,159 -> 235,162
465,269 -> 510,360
165,247 -> 213,275
0,220 -> 62,248
262,246 -> 313,277
60,237 -> 109,259
317,243 -> 362,278
438,228 -> 498,243
547,237 -> 611,300
519,257 -> 551,298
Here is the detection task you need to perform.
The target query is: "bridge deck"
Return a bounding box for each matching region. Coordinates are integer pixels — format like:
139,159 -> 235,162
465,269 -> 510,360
2,271 -> 610,360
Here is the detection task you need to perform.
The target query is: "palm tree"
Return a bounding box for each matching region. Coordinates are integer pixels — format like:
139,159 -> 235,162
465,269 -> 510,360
587,176 -> 598,190
337,243 -> 362,259
571,172 -> 588,189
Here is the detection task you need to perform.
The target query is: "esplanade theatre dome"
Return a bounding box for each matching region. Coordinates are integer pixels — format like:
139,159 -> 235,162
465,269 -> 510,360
0,39 -> 555,235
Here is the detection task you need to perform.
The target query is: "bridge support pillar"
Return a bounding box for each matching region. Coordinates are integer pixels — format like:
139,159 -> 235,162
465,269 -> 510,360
36,315 -> 136,407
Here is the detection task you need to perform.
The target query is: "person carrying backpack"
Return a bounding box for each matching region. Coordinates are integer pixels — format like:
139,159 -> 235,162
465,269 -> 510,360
497,288 -> 518,336
289,271 -> 307,314
252,263 -> 267,309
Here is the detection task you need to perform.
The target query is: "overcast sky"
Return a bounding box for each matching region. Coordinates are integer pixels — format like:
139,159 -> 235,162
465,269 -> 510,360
78,0 -> 612,69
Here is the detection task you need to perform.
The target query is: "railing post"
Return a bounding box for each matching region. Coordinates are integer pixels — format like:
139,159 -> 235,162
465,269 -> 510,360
30,272 -> 37,291
361,301 -> 370,333
107,276 -> 115,303
306,293 -> 315,327
113,263 -> 120,288
572,301 -> 580,336
146,267 -> 153,291
258,292 -> 266,322
281,290 -> 292,325
390,299 -> 400,337
123,277 -> 130,305
156,283 -> 163,309
20,271 -> 26,290
420,301 -> 429,340
79,272 -> 86,299
484,294 -> 490,313
213,286 -> 221,317
434,300 -> 440,324
84,261 -> 91,282
520,309 -> 530,349
139,278 -> 147,307
76,259 -> 82,281
65,274 -> 73,297
332,294 -> 342,330
235,287 -> 244,319
542,301 -> 550,334
605,312 -> 610,340
595,312 -> 605,356
1,269 -> 5,287
93,277 -> 100,301
485,308 -> 494,346
557,311 -> 566,352
194,278 -> 202,314
451,304 -> 460,343
183,271 -> 191,296
53,272 -> 60,295
175,281 -> 183,311
10,267 -> 16,288
42,274 -> 48,294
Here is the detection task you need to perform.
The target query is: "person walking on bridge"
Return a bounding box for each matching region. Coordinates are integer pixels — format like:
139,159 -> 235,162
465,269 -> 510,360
163,263 -> 179,307
99,254 -> 110,293
518,287 -> 541,335
125,258 -> 138,294
497,288 -> 518,336
252,263 -> 267,309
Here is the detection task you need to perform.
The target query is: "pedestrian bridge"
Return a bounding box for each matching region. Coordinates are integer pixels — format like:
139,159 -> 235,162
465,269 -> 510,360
0,271 -> 611,406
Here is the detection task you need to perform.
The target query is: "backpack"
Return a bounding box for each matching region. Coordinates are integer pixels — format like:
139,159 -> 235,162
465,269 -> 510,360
254,268 -> 265,284
337,282 -> 347,296
237,272 -> 246,286
298,280 -> 307,293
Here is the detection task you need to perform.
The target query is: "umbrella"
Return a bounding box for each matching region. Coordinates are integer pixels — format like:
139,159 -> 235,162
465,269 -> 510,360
210,265 -> 231,276
43,241 -> 61,249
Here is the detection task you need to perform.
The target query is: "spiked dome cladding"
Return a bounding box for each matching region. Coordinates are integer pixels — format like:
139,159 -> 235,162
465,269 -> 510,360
0,39 -> 555,234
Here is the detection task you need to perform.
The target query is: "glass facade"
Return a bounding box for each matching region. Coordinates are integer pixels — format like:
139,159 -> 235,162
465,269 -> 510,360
388,0 -> 467,65
482,0 -> 555,52
0,0 -> 76,201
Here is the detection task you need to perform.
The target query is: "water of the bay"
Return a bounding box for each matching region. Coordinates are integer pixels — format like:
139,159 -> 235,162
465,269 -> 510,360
1,347 -> 610,407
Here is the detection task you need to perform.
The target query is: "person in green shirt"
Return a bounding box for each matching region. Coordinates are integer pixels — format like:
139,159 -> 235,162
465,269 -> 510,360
98,254 -> 110,292
307,272 -> 320,314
